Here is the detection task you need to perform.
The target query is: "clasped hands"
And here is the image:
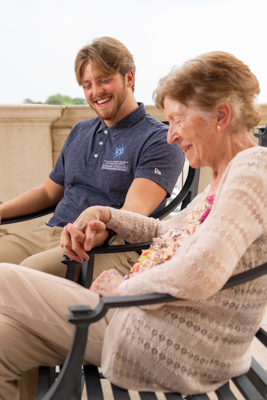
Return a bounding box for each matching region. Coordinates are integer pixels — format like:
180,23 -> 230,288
60,206 -> 124,297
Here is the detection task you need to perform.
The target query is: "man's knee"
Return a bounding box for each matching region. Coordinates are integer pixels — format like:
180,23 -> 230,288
0,235 -> 27,264
20,247 -> 66,277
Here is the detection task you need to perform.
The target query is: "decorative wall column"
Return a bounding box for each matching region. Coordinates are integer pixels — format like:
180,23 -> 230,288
0,105 -> 64,202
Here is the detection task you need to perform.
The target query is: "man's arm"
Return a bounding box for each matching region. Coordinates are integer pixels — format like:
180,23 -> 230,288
121,177 -> 167,215
0,178 -> 64,223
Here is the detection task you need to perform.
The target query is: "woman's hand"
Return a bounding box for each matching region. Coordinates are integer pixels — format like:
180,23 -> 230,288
60,206 -> 111,262
90,269 -> 124,297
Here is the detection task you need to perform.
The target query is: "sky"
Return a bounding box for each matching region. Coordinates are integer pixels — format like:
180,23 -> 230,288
1,0 -> 267,105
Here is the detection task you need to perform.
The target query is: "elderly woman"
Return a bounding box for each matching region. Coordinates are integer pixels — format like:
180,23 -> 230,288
0,51 -> 267,399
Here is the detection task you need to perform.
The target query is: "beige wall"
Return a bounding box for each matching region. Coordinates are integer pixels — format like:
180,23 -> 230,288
1,104 -> 267,232
0,105 -> 64,232
0,105 -> 63,201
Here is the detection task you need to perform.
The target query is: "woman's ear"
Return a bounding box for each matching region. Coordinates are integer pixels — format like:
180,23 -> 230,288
216,103 -> 231,132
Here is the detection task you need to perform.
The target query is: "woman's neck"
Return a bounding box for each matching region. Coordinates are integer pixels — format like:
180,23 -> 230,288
209,131 -> 257,193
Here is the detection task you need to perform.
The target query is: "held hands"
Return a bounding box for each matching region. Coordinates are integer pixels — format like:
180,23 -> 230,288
60,206 -> 111,263
90,269 -> 124,297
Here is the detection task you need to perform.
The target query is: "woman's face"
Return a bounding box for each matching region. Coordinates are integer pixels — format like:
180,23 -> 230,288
164,96 -> 217,169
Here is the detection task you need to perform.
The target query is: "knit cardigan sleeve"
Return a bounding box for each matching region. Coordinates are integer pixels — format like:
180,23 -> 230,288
109,147 -> 267,301
106,190 -> 205,243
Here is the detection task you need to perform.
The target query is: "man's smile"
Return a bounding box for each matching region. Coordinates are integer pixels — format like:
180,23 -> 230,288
96,97 -> 112,105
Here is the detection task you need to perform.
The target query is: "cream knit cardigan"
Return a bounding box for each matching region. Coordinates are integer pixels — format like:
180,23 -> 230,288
101,147 -> 267,395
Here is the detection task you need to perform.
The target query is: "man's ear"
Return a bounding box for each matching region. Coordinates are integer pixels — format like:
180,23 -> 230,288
216,103 -> 231,131
126,71 -> 134,88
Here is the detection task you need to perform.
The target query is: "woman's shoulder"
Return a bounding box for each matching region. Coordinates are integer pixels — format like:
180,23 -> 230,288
216,146 -> 267,199
230,146 -> 267,171
234,145 -> 267,161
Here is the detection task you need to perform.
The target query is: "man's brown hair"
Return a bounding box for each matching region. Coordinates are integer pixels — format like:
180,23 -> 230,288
75,37 -> 136,91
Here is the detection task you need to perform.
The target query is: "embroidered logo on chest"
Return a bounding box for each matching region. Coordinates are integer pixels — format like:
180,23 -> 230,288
113,144 -> 126,160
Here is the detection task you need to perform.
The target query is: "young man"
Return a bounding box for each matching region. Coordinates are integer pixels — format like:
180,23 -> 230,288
0,37 -> 183,400
0,37 -> 183,280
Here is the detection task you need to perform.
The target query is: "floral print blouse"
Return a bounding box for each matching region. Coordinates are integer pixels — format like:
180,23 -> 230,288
125,192 -> 216,279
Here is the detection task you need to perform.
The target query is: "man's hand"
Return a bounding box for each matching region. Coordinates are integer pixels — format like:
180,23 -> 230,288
60,206 -> 111,262
90,269 -> 124,297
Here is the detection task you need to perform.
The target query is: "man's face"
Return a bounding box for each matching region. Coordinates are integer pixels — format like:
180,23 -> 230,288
81,63 -> 129,126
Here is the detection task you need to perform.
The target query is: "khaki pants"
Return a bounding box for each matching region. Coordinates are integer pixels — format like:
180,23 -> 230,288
0,224 -> 138,399
0,223 -> 138,280
0,263 -> 115,400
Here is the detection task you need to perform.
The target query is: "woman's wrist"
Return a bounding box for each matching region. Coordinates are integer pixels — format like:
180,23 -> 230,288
100,207 -> 111,224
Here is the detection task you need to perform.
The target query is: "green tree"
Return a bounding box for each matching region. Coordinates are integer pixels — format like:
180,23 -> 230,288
73,97 -> 87,105
23,94 -> 87,105
45,94 -> 73,105
23,98 -> 43,104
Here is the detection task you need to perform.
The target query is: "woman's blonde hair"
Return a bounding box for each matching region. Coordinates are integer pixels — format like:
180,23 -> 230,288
75,37 -> 136,91
154,51 -> 261,132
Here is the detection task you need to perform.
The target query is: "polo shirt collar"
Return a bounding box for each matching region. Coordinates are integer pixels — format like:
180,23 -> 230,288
96,103 -> 146,136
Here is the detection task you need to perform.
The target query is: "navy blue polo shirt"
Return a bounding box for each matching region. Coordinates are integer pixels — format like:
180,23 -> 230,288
48,103 -> 184,228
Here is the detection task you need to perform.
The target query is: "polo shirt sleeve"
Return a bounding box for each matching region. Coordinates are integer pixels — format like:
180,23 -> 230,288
134,127 -> 184,197
49,124 -> 78,186
49,145 -> 66,187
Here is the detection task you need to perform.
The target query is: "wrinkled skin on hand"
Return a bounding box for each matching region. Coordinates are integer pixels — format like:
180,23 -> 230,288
90,269 -> 124,297
60,206 -> 111,263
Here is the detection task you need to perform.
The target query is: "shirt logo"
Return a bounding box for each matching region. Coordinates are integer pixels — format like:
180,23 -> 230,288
113,144 -> 126,160
154,168 -> 162,175
102,160 -> 129,172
